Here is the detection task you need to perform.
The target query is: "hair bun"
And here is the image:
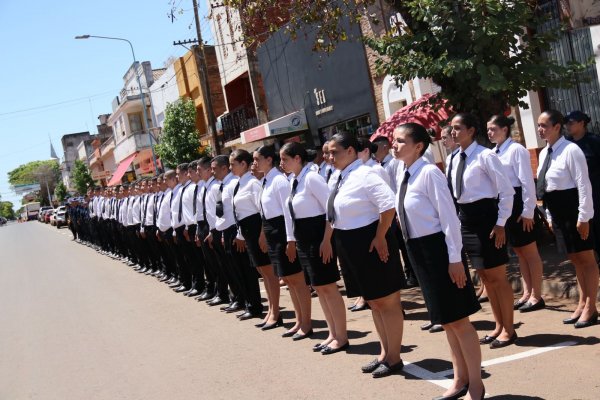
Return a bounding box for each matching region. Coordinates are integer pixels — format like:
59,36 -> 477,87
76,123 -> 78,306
506,116 -> 516,125
305,149 -> 317,162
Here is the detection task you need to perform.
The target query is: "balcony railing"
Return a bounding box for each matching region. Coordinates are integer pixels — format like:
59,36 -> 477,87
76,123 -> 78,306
221,107 -> 259,143
100,137 -> 115,154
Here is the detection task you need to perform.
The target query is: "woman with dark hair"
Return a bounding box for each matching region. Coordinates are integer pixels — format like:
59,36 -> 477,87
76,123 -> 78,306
394,122 -> 483,400
450,113 -> 517,349
229,149 -> 275,326
537,110 -> 598,328
488,115 -> 545,312
328,132 -> 406,377
357,137 -> 390,187
565,110 -> 600,263
254,145 -> 313,338
279,142 -> 349,354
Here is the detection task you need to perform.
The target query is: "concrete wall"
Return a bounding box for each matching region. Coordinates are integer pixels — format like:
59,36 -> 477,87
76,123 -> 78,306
149,63 -> 179,129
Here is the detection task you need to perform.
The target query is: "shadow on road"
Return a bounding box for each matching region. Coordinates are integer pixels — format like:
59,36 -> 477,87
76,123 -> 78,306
486,395 -> 545,399
515,333 -> 600,347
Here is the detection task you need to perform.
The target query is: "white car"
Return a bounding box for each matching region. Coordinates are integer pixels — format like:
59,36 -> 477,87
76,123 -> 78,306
53,206 -> 67,228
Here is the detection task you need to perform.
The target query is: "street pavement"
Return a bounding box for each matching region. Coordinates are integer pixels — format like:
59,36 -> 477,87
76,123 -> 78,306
0,222 -> 598,400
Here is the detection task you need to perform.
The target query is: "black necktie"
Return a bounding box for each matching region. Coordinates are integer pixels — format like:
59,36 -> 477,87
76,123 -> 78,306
289,178 -> 298,222
447,149 -> 458,195
178,184 -> 189,222
202,183 -> 209,222
536,147 -> 553,200
398,171 -> 410,242
216,183 -> 224,218
495,148 -> 500,154
327,174 -> 343,223
192,185 -> 199,217
455,152 -> 467,199
232,181 -> 241,224
326,169 -> 332,183
153,194 -> 159,226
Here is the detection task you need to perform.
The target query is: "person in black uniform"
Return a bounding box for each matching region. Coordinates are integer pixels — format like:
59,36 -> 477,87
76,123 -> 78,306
537,110 -> 598,328
393,122 -> 483,400
327,132 -> 405,377
450,113 -> 517,349
254,145 -> 312,339
280,142 -> 349,354
565,110 -> 600,264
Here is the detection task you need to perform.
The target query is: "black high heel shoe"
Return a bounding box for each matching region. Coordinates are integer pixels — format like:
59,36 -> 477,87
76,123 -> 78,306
574,312 -> 598,329
261,316 -> 283,331
563,314 -> 581,324
254,321 -> 267,328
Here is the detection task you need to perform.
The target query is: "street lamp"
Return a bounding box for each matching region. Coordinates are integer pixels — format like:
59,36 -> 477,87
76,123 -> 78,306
75,34 -> 159,176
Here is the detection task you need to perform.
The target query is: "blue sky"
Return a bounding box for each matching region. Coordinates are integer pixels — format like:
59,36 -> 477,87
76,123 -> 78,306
0,0 -> 213,209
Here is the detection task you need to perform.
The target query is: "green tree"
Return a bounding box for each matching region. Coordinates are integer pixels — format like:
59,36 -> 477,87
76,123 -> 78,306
54,181 -> 68,203
8,159 -> 60,206
155,97 -> 204,169
72,160 -> 94,195
225,0 -> 586,124
0,201 -> 15,220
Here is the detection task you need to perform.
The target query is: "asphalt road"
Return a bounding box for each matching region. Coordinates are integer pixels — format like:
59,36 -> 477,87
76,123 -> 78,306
0,222 -> 598,400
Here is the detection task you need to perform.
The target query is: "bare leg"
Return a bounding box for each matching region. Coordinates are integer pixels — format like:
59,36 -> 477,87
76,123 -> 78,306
515,242 -> 544,303
316,283 -> 348,348
482,265 -> 515,341
371,309 -> 387,361
447,319 -> 484,400
286,272 -> 312,333
479,270 -> 502,338
513,246 -> 532,303
571,250 -> 599,320
368,291 -> 404,365
259,265 -> 280,324
441,325 -> 469,397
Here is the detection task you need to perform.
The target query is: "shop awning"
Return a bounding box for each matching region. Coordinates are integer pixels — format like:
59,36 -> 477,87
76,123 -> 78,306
241,109 -> 308,144
107,152 -> 137,186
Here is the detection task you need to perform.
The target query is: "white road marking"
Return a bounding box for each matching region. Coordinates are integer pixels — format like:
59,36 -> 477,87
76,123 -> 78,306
402,361 -> 454,389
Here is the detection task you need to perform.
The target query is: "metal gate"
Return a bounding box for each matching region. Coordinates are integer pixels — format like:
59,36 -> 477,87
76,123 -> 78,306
538,0 -> 600,134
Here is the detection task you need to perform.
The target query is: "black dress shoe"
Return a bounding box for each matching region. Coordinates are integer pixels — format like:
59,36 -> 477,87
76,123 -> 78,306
198,291 -> 215,301
432,385 -> 469,400
563,314 -> 581,324
281,329 -> 299,338
174,285 -> 188,293
261,317 -> 283,331
519,299 -> 545,313
490,331 -> 518,349
224,302 -> 242,313
186,289 -> 199,297
479,335 -> 497,344
420,322 -> 434,331
207,296 -> 225,306
238,311 -> 261,321
429,324 -> 444,333
321,342 -> 349,355
313,343 -> 327,352
351,303 -> 370,312
372,360 -> 404,378
361,359 -> 381,373
513,299 -> 528,310
292,329 -> 313,341
574,312 -> 598,329
255,321 -> 267,328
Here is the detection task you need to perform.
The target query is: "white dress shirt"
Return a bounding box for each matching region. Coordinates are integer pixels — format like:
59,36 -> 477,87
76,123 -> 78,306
181,182 -> 198,227
398,158 -> 463,263
365,158 -> 391,187
494,138 -> 536,219
382,155 -> 404,193
261,167 -> 296,241
538,136 -> 594,222
171,181 -> 191,230
194,180 -> 206,223
94,196 -> 103,218
118,198 -> 127,225
290,165 -> 328,219
141,193 -> 156,229
327,168 -> 341,193
450,141 -> 514,226
318,161 -> 330,180
122,197 -> 132,227
101,198 -> 111,220
129,196 -> 141,226
331,159 -> 396,230
215,173 -> 238,231
156,188 -> 173,232
308,162 -> 319,173
204,177 -> 219,230
233,172 -> 262,221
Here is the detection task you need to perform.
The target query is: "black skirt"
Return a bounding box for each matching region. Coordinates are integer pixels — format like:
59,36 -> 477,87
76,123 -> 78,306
334,221 -> 405,301
505,187 -> 538,248
294,215 -> 340,287
544,188 -> 595,253
263,215 -> 302,277
406,232 -> 481,325
458,198 -> 509,269
238,213 -> 272,268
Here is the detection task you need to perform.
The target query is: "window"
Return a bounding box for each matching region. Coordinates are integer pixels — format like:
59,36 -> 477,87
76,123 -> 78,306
129,113 -> 143,133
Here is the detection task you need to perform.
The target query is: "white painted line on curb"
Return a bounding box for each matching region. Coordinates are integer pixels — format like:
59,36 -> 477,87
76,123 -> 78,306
402,362 -> 454,389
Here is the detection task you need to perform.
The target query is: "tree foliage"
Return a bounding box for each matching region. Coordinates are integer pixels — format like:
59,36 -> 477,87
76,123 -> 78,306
54,181 -> 68,203
8,159 -> 59,186
155,98 -> 206,169
72,160 -> 94,195
0,201 -> 15,220
224,0 -> 587,124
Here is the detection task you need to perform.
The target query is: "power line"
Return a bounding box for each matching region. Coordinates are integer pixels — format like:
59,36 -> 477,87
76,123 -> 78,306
0,90 -> 118,117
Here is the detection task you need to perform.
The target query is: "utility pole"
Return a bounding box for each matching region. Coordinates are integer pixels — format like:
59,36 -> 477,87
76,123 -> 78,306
192,0 -> 221,154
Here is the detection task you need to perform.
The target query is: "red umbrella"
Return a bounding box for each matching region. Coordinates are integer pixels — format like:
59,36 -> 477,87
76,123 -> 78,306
371,94 -> 452,142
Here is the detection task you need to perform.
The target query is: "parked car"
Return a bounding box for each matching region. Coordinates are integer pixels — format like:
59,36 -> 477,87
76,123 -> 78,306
44,209 -> 54,224
53,206 -> 66,228
0,217 -> 7,226
38,206 -> 53,222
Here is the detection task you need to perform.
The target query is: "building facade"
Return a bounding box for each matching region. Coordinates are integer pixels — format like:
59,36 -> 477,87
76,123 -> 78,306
60,131 -> 92,190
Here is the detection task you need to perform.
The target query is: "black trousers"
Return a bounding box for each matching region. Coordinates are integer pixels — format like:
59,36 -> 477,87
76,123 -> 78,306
210,229 -> 235,302
222,225 -> 262,313
142,225 -> 161,271
159,229 -> 178,278
174,226 -> 193,288
197,221 -> 220,296
185,224 -> 207,292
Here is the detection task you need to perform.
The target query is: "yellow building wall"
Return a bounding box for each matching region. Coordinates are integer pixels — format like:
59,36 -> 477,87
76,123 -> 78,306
174,51 -> 207,136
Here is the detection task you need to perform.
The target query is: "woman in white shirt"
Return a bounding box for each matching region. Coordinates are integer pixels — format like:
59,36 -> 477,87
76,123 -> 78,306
537,110 -> 598,328
230,149 -> 276,327
328,132 -> 405,378
488,115 -> 545,313
254,145 -> 313,339
357,137 -> 391,187
280,142 -> 348,354
450,113 -> 517,349
394,123 -> 483,400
